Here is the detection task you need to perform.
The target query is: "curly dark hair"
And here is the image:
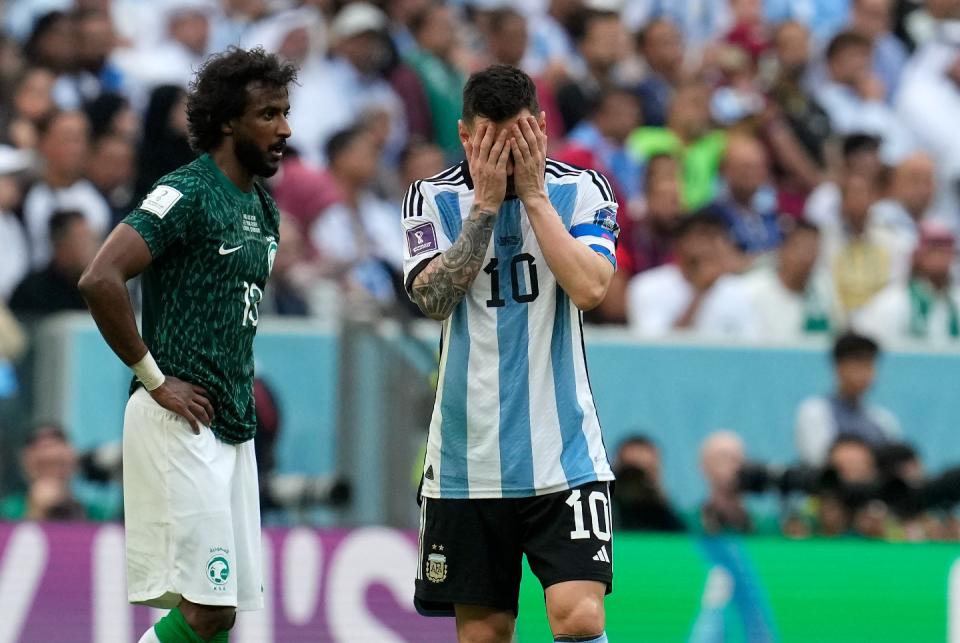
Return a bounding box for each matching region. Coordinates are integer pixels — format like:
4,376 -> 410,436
462,64 -> 539,123
186,47 -> 297,152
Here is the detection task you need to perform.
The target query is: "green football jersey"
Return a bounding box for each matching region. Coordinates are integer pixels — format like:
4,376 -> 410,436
123,154 -> 280,444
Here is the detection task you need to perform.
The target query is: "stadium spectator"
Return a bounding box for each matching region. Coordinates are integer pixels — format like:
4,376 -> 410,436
115,0 -> 213,96
723,0 -> 772,63
868,152 -> 936,248
479,8 -> 564,144
556,87 -> 642,201
54,8 -> 124,109
309,125 -> 403,305
825,173 -> 908,314
10,210 -> 98,315
612,435 -> 686,532
554,8 -> 629,133
699,430 -> 753,535
522,0 -> 585,80
0,145 -> 32,301
86,133 -> 136,225
634,18 -> 685,128
795,332 -> 902,467
627,81 -> 727,210
626,214 -> 756,339
816,435 -> 883,537
134,84 -> 195,202
814,31 -> 913,162
290,2 -> 407,166
2,66 -> 56,149
23,110 -> 109,268
83,91 -> 138,142
22,11 -> 75,76
767,21 -> 831,172
406,2 -> 467,161
260,214 -> 311,316
853,222 -> 960,344
849,0 -> 909,100
804,132 -> 882,230
398,138 -> 446,190
896,48 -> 960,229
599,154 -> 683,323
744,219 -> 838,339
0,424 -> 109,521
698,135 -> 782,257
272,148 -> 341,237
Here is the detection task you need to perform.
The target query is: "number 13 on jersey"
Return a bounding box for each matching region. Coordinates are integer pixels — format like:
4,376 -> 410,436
241,281 -> 263,327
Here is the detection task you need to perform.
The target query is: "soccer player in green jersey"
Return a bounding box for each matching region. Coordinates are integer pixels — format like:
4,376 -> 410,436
79,48 -> 295,643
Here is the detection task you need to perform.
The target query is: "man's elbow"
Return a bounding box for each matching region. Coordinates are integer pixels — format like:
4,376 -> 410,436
571,281 -> 608,311
78,265 -> 108,301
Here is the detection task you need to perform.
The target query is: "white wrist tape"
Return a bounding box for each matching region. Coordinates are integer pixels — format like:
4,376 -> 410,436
132,351 -> 165,391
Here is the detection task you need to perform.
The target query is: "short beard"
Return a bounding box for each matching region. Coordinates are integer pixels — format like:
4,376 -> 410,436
234,134 -> 277,178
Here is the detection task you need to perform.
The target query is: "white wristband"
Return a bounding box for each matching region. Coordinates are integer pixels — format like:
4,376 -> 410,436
132,351 -> 166,391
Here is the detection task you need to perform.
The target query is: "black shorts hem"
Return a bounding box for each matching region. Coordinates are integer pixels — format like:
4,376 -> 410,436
538,573 -> 614,595
414,592 -> 519,618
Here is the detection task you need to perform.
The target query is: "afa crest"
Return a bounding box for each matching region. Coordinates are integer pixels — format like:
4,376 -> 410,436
425,553 -> 447,583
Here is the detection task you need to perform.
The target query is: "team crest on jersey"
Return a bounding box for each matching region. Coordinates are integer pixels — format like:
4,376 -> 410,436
267,239 -> 278,274
206,554 -> 231,589
407,222 -> 438,256
425,552 -> 447,583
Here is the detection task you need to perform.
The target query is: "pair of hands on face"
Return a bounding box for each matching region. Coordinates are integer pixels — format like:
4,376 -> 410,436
465,114 -> 547,211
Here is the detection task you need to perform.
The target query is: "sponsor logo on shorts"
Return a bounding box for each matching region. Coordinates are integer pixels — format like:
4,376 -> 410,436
426,544 -> 447,583
407,222 -> 438,256
207,547 -> 231,590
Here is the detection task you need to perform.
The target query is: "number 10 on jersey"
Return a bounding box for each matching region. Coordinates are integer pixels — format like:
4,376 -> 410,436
483,253 -> 540,307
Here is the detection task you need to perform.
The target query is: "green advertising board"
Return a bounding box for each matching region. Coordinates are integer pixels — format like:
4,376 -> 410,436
516,535 -> 959,642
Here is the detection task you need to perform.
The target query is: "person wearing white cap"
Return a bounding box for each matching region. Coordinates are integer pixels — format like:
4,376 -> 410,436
853,221 -> 960,345
288,2 -> 405,166
114,0 -> 218,100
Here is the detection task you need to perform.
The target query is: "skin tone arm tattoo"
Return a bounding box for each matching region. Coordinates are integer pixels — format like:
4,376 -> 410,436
411,203 -> 498,320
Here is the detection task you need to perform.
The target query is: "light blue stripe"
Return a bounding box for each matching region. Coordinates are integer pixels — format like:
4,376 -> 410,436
439,307 -> 470,496
551,288 -> 593,484
570,223 -> 615,241
434,191 -> 462,242
548,182 -> 578,227
435,190 -> 467,497
496,199 -> 534,491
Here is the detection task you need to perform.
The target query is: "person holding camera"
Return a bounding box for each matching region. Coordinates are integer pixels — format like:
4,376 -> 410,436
611,435 -> 685,532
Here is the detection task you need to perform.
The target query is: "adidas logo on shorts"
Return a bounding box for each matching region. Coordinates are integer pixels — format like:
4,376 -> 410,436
592,545 -> 610,563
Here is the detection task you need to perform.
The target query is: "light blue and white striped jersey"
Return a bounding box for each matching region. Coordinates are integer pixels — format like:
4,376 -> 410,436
402,159 -> 618,499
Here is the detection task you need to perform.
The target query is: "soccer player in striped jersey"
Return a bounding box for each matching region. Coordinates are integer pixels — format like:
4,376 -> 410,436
405,65 -> 617,643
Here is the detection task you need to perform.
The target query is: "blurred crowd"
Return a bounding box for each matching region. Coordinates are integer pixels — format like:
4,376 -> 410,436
2,0 -> 960,533
612,332 -> 960,542
1,0 -> 960,340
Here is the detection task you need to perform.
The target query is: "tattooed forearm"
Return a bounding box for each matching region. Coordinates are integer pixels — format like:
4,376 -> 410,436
412,204 -> 497,320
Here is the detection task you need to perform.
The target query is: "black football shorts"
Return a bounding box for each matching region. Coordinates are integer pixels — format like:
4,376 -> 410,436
414,480 -> 614,617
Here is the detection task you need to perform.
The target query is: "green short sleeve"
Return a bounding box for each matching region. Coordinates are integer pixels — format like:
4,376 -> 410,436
122,174 -> 199,259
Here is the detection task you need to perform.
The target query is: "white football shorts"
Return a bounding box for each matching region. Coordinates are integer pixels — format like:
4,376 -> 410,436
122,387 -> 263,611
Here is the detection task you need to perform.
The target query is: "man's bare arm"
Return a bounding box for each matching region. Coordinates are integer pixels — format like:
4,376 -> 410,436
411,204 -> 497,320
79,223 -> 214,431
